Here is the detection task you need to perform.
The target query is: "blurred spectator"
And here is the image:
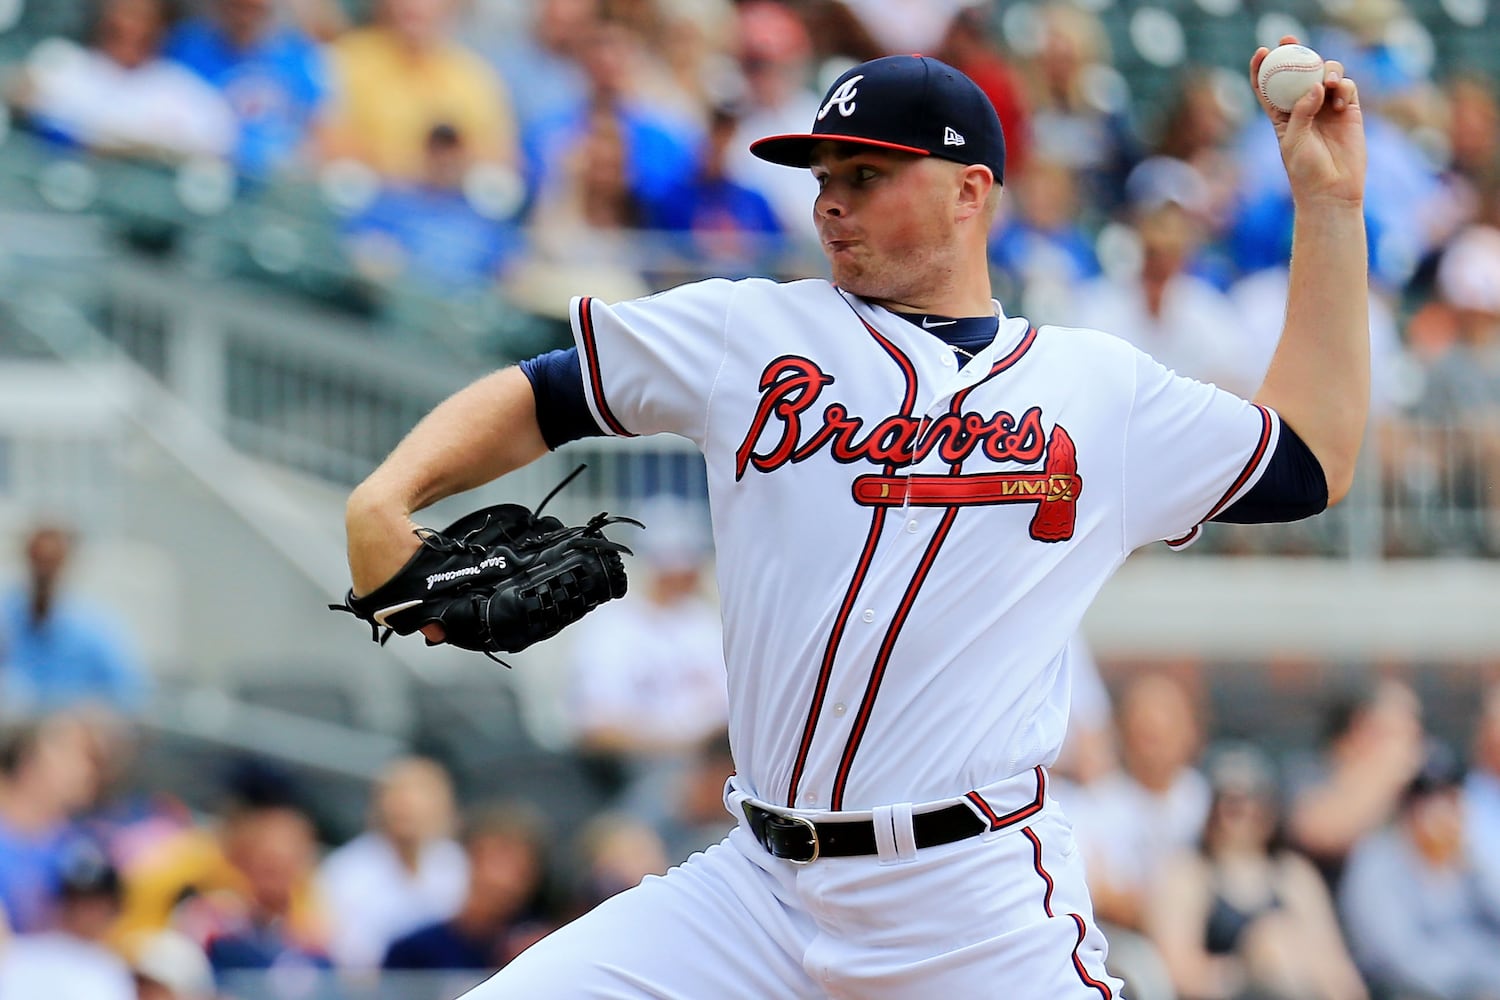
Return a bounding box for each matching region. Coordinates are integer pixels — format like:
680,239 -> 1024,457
0,715 -> 101,933
936,4 -> 1031,178
382,803 -> 550,973
1228,241 -> 1405,417
1152,78 -> 1246,242
1312,0 -> 1436,117
0,842 -> 134,1000
1466,684 -> 1500,911
566,500 -> 727,818
1231,108 -> 1441,290
319,756 -> 467,971
1412,207 -> 1500,476
506,104 -> 652,321
1023,1 -> 1140,216
1050,637 -> 1116,791
1064,673 -> 1206,1000
344,123 -> 524,291
127,929 -> 216,1000
114,763 -> 327,955
794,0 -> 884,64
1339,741 -> 1500,999
1286,678 -> 1425,886
1443,77 -> 1500,207
1071,672 -> 1210,933
1147,746 -> 1367,1000
640,0 -> 736,131
1404,171 -> 1500,361
654,728 -> 736,864
1,524 -> 148,716
521,17 -> 699,218
1410,75 -> 1500,292
724,1 -> 821,237
323,0 -> 518,182
9,0 -> 237,161
72,710 -> 193,874
644,98 -> 784,282
569,811 -> 669,917
987,158 -> 1099,323
1066,158 -> 1257,396
487,0 -> 596,142
163,0 -> 330,180
195,797 -> 330,980
834,0 -> 979,56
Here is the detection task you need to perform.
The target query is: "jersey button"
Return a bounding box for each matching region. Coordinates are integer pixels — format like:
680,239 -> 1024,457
833,702 -> 847,715
941,354 -> 956,368
906,519 -> 919,533
861,609 -> 875,623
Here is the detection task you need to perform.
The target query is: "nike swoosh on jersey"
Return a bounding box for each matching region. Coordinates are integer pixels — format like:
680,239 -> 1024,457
920,317 -> 956,328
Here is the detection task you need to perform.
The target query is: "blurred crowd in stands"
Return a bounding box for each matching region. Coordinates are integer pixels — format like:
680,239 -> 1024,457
1,514 -> 1499,999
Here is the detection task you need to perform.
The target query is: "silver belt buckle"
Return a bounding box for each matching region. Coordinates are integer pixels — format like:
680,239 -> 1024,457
783,813 -> 820,865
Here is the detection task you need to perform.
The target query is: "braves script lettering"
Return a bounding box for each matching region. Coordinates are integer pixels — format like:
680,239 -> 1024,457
734,356 -> 1045,479
734,356 -> 1083,541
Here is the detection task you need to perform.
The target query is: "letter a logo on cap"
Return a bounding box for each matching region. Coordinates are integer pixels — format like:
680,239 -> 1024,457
818,75 -> 864,120
943,126 -> 965,146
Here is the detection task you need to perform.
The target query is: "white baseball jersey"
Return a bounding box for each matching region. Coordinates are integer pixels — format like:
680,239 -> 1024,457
570,277 -> 1276,814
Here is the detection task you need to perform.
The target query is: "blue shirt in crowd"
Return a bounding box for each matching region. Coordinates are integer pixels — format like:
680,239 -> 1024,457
645,176 -> 783,278
164,17 -> 328,179
0,592 -> 148,714
347,187 -> 525,290
0,821 -> 77,933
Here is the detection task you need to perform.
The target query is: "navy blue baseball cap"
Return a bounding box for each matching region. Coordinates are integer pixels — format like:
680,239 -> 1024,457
750,55 -> 1005,183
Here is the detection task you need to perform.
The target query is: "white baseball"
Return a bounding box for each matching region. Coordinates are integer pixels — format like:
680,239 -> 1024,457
1257,43 -> 1325,113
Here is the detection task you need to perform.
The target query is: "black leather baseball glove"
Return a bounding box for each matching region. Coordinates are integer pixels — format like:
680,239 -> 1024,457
330,467 -> 640,665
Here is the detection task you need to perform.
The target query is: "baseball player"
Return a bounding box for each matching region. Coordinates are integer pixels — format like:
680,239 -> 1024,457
344,45 -> 1367,999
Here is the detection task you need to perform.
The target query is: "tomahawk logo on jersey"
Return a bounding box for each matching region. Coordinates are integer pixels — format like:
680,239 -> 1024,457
570,276 -> 1276,813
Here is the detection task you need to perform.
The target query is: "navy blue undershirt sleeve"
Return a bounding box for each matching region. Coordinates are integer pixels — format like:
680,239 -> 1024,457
1212,419 -> 1328,523
519,348 -> 607,450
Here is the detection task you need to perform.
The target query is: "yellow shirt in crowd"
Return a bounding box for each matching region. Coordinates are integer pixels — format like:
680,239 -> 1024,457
325,27 -> 516,180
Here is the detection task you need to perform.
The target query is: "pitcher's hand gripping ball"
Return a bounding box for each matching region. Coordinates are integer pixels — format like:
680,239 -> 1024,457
1257,43 -> 1325,112
330,467 -> 640,664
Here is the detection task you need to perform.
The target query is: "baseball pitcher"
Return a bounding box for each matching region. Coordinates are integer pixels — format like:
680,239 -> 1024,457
340,44 -> 1367,999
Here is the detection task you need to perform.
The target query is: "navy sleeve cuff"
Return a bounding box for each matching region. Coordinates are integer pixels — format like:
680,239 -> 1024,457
519,348 -> 607,451
1212,419 -> 1328,524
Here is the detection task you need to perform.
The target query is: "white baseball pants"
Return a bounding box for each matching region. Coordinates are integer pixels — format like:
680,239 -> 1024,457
459,773 -> 1123,999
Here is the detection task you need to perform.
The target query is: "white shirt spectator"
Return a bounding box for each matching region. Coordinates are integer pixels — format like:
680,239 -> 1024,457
1230,266 -> 1407,416
1068,767 -> 1212,894
319,831 -> 468,970
0,931 -> 136,1000
23,37 -> 237,159
1069,271 -> 1258,397
568,590 -> 729,749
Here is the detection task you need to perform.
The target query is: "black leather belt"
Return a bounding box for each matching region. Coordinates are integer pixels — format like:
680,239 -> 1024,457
742,800 -> 986,864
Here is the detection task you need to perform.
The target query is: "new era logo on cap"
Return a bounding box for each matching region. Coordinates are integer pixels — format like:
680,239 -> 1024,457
749,55 -> 1005,182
